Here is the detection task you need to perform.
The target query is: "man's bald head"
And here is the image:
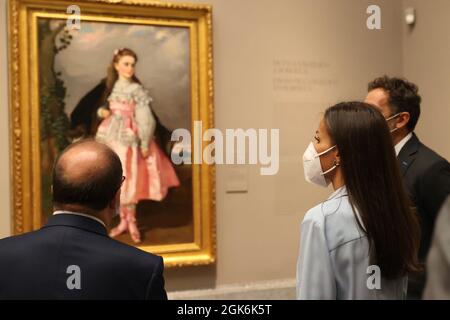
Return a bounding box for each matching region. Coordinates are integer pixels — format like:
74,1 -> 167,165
52,139 -> 123,211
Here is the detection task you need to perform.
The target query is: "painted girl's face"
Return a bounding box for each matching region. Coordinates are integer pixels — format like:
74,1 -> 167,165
114,55 -> 136,79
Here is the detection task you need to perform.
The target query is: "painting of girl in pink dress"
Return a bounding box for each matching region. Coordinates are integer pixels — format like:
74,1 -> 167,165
95,48 -> 180,243
38,20 -> 194,249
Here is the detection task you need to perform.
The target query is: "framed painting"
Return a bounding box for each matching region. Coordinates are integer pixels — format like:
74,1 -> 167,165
7,0 -> 215,267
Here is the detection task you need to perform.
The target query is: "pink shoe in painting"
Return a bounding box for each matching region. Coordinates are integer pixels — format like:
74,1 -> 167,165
109,210 -> 128,238
126,206 -> 142,244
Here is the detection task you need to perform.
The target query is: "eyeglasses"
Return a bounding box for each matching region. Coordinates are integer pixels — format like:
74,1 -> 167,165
115,176 -> 126,193
386,113 -> 401,121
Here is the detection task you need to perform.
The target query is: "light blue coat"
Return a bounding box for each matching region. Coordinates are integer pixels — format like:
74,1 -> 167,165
296,186 -> 408,300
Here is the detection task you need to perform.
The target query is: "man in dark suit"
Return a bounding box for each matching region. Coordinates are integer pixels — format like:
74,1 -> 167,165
0,140 -> 167,299
365,76 -> 450,299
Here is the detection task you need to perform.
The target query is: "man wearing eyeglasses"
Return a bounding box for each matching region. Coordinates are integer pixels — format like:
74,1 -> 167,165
365,76 -> 450,299
0,139 -> 167,299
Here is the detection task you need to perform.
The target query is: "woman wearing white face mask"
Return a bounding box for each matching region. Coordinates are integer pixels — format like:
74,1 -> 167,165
297,102 -> 421,300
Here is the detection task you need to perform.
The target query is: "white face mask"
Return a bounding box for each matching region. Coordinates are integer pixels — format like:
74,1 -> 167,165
386,113 -> 401,133
303,142 -> 337,187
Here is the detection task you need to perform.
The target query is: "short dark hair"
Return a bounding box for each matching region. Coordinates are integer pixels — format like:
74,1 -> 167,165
324,102 -> 421,279
52,140 -> 123,211
368,75 -> 421,131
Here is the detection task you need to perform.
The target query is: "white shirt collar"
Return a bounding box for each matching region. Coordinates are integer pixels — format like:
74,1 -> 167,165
394,132 -> 413,156
328,185 -> 347,200
53,210 -> 106,228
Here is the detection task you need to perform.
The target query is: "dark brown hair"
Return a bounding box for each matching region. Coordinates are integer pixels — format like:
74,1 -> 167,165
324,101 -> 421,279
103,48 -> 141,105
368,75 -> 421,131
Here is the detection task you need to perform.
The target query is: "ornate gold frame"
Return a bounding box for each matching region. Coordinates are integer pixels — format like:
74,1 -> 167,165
7,0 -> 215,267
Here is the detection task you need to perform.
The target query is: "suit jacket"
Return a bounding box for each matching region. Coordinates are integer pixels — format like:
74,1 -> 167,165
0,213 -> 167,300
423,196 -> 450,299
398,133 -> 450,298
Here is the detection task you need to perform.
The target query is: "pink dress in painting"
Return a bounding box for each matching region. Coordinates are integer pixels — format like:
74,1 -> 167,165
96,78 -> 180,211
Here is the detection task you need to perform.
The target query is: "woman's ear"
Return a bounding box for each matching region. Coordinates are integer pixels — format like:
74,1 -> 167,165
114,62 -> 119,72
334,148 -> 341,165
